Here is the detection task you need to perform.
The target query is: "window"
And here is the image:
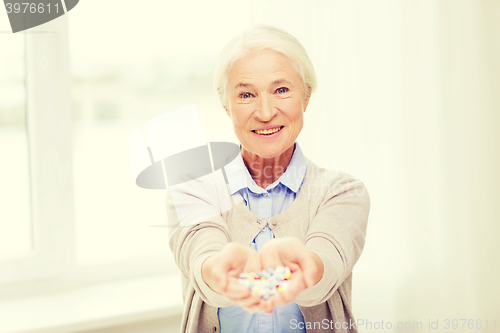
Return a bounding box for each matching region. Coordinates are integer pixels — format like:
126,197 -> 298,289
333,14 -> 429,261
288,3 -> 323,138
0,35 -> 31,260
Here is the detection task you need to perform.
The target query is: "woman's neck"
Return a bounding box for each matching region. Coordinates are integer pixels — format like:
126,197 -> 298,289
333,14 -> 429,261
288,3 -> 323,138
241,144 -> 295,189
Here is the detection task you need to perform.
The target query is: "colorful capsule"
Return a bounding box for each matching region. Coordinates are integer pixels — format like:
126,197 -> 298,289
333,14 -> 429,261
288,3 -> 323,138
238,265 -> 292,299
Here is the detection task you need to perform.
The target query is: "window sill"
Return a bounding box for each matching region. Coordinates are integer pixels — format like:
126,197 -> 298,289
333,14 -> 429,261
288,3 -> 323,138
0,273 -> 184,333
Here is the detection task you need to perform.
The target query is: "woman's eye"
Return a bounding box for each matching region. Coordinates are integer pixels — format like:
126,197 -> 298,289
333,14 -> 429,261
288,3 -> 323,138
277,87 -> 288,94
241,92 -> 252,99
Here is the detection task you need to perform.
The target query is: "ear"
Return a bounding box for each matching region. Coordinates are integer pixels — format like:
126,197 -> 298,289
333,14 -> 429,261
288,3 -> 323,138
224,106 -> 231,117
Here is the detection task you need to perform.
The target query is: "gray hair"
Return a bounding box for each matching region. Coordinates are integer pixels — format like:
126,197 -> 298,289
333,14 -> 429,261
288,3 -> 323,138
213,25 -> 317,108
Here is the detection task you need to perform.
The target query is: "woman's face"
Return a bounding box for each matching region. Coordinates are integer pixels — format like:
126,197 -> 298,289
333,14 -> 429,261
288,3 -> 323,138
224,50 -> 310,159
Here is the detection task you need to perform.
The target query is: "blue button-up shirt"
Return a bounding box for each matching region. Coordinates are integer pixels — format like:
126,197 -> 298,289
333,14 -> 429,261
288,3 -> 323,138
218,142 -> 308,333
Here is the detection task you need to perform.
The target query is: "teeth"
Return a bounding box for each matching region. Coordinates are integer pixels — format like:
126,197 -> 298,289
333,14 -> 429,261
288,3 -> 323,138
255,127 -> 281,135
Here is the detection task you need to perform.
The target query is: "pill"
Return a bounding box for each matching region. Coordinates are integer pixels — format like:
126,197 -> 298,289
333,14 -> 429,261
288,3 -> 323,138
238,265 -> 292,299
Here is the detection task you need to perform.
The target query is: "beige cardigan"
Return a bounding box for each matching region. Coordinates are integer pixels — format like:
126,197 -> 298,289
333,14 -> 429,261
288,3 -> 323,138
167,159 -> 370,333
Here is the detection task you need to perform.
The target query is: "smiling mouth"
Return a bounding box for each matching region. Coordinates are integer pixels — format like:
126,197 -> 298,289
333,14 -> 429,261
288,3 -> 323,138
252,126 -> 284,135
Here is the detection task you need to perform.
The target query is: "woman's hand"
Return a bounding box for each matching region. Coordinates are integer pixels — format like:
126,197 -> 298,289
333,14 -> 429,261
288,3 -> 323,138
258,237 -> 324,313
202,243 -> 263,313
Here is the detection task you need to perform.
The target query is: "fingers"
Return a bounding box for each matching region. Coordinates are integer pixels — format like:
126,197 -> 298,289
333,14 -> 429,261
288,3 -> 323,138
259,292 -> 295,314
224,294 -> 262,314
202,253 -> 229,294
261,239 -> 322,289
256,263 -> 308,313
223,279 -> 263,313
259,240 -> 284,270
230,293 -> 262,308
303,251 -> 324,287
260,249 -> 283,271
285,249 -> 323,288
243,248 -> 263,273
245,303 -> 263,314
207,243 -> 262,294
259,237 -> 307,271
224,243 -> 262,275
210,266 -> 230,293
259,298 -> 275,314
222,277 -> 251,298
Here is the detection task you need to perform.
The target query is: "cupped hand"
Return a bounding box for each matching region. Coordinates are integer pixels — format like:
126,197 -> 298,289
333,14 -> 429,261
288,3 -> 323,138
202,243 -> 263,313
258,237 -> 324,313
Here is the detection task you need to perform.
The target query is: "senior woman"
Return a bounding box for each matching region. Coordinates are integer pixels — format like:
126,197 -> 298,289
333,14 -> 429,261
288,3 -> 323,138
167,25 -> 370,333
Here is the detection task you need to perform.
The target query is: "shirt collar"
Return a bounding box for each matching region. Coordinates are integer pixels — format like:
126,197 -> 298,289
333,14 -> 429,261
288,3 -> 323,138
223,142 -> 308,195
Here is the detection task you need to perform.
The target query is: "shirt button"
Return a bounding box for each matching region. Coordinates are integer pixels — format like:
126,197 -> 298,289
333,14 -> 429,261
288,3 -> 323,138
272,221 -> 278,226
262,226 -> 266,231
263,193 -> 268,197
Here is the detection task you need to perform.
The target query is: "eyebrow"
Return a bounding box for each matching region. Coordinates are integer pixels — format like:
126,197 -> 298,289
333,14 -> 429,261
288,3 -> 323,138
234,83 -> 253,89
233,79 -> 292,90
272,79 -> 292,86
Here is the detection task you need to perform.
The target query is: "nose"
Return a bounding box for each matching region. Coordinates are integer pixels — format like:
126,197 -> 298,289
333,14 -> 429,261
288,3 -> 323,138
255,95 -> 276,122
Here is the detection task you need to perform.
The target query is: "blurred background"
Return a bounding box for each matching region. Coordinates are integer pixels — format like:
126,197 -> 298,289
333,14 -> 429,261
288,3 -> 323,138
0,0 -> 499,332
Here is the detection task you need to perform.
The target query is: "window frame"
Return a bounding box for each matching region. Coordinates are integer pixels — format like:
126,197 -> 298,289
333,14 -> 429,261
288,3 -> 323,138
0,15 -> 174,299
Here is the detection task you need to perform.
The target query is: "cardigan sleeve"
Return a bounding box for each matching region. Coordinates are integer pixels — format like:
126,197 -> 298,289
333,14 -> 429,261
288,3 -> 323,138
295,173 -> 370,307
166,170 -> 233,308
